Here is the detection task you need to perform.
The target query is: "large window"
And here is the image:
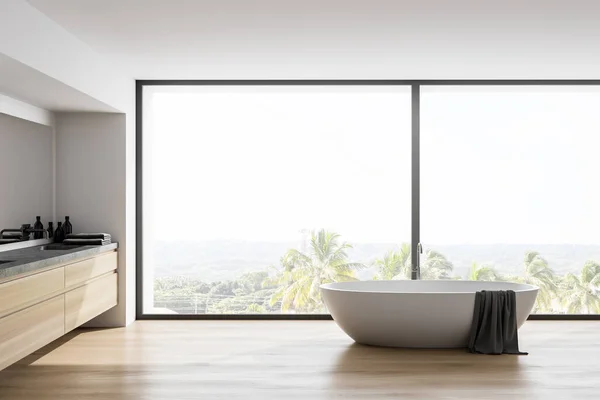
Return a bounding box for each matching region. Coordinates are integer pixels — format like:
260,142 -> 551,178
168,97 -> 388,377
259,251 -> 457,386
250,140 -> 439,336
139,81 -> 600,317
421,86 -> 600,314
141,86 -> 412,315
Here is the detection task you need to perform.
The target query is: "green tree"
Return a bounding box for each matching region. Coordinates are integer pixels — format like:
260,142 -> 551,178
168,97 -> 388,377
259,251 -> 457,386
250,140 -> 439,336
560,261 -> 600,314
520,251 -> 557,312
420,249 -> 454,279
233,271 -> 271,296
467,262 -> 498,281
154,276 -> 210,313
265,229 -> 365,313
374,243 -> 411,280
374,246 -> 454,280
245,303 -> 267,314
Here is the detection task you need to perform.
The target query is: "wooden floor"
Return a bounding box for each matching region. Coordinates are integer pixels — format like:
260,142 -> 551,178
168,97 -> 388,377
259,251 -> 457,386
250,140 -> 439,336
0,321 -> 598,399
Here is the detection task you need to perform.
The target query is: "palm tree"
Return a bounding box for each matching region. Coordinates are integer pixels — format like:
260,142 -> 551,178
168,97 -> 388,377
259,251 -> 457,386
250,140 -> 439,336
373,247 -> 454,280
420,249 -> 454,279
374,243 -> 411,280
560,261 -> 600,314
467,262 -> 498,281
265,230 -> 365,313
520,251 -> 557,312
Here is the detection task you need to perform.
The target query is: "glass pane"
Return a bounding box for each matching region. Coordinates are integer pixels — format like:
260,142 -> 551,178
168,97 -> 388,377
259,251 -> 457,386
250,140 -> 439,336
143,86 -> 411,314
421,86 -> 600,314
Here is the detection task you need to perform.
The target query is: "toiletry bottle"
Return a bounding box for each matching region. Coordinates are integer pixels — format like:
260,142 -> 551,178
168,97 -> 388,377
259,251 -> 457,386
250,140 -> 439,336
54,222 -> 65,243
33,216 -> 44,239
47,222 -> 54,239
64,216 -> 73,236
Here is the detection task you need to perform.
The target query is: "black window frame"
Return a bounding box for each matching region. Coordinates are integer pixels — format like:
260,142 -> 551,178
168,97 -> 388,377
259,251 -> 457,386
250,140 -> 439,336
136,79 -> 600,320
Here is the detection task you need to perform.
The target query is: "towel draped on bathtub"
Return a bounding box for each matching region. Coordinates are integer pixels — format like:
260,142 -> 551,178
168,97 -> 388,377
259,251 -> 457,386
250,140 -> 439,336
467,290 -> 527,355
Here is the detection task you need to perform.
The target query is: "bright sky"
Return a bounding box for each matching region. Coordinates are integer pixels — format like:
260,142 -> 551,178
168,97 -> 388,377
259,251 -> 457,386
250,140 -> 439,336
145,86 -> 411,243
421,86 -> 600,245
144,86 -> 600,245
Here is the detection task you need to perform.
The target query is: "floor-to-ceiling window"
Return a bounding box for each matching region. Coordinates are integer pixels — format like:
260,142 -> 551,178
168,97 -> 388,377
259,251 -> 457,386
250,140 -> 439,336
138,81 -> 600,318
140,85 -> 412,315
421,86 -> 600,314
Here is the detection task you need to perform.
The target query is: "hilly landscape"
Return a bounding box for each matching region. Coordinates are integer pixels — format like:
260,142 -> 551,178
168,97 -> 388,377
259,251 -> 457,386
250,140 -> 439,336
152,240 -> 600,281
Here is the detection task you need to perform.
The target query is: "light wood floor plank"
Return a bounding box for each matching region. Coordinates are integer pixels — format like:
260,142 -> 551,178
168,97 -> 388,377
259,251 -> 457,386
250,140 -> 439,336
0,321 -> 598,399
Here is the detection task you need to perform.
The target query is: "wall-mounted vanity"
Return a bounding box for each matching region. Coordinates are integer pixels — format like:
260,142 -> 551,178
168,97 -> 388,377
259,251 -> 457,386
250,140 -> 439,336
0,92 -> 128,335
0,243 -> 118,371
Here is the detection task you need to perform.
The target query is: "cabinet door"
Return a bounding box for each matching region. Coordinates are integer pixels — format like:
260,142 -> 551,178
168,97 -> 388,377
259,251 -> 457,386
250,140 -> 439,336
0,295 -> 65,371
0,268 -> 64,318
64,252 -> 118,288
65,273 -> 117,332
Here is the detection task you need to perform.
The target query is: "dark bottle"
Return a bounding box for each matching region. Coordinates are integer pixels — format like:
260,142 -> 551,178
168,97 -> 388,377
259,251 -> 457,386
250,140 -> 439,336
47,222 -> 54,239
33,216 -> 44,239
54,222 -> 66,243
64,216 -> 73,236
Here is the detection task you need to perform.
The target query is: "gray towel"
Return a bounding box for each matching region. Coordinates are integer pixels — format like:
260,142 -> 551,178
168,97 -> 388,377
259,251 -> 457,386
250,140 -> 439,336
2,232 -> 22,238
467,290 -> 527,355
66,233 -> 111,240
62,238 -> 111,246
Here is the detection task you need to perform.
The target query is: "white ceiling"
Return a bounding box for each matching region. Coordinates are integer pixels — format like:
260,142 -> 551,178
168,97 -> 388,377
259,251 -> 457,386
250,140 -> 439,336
0,53 -> 117,112
27,0 -> 600,79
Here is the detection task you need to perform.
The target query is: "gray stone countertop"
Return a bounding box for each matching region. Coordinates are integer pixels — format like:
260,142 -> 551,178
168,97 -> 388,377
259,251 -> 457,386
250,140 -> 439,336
0,242 -> 118,280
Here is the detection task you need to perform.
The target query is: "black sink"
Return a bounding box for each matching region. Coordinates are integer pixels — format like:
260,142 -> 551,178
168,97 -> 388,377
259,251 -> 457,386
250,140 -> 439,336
39,244 -> 84,251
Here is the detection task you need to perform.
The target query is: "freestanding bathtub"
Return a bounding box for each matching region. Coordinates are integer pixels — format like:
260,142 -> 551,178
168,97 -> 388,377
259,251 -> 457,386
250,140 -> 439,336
321,280 -> 538,348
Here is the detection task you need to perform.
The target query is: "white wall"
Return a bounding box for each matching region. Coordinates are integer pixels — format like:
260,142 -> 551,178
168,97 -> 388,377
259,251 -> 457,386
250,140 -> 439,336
25,0 -> 600,80
0,94 -> 55,126
0,113 -> 53,232
0,0 -> 131,112
0,53 -> 118,113
55,112 -> 128,327
0,0 -> 136,327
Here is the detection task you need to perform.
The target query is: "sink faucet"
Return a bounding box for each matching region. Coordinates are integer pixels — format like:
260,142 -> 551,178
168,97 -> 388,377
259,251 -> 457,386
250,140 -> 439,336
25,227 -> 49,239
412,242 -> 423,280
0,224 -> 48,240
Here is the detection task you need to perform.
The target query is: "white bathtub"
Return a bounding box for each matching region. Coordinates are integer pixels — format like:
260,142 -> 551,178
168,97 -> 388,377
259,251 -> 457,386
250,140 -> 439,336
321,280 -> 538,348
